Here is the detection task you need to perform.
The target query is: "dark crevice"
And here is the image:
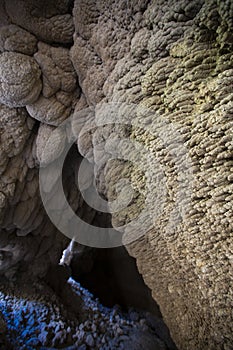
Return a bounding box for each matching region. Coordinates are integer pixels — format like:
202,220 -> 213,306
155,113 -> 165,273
62,147 -> 160,313
62,142 -> 161,313
70,245 -> 178,349
55,111 -> 177,349
71,246 -> 161,315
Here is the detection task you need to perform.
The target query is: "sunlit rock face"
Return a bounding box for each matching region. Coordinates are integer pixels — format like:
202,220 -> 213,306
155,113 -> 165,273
0,0 -> 232,349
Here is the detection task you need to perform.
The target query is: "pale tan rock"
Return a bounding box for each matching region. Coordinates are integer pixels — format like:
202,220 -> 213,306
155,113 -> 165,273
36,123 -> 66,165
70,1 -> 233,349
0,24 -> 37,55
5,0 -> 74,44
0,52 -> 42,107
34,42 -> 77,98
26,94 -> 73,126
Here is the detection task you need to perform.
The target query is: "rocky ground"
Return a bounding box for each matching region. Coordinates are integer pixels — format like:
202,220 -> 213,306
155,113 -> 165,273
0,276 -> 177,350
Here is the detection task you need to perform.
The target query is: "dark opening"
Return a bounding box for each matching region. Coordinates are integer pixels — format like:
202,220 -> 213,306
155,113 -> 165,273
71,245 -> 161,316
63,145 -> 161,315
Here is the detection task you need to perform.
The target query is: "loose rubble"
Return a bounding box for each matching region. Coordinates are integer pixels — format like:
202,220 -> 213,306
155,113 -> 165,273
0,276 -> 176,350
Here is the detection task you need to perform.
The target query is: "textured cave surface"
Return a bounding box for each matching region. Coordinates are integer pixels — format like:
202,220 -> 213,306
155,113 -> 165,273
0,0 -> 232,349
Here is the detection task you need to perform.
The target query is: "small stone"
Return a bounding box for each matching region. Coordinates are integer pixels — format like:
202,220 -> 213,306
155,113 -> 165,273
55,324 -> 61,332
79,323 -> 84,331
38,330 -> 49,345
116,327 -> 124,335
77,330 -> 85,341
101,335 -> 106,344
86,333 -> 95,347
92,324 -> 97,332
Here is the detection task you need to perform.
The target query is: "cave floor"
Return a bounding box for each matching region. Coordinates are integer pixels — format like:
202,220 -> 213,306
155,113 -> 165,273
0,276 -> 177,350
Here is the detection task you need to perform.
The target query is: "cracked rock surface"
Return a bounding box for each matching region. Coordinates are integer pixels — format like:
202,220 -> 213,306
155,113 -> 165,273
0,0 -> 232,349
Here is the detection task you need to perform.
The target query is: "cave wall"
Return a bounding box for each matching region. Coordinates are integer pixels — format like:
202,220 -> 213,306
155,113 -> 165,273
0,0 -> 232,349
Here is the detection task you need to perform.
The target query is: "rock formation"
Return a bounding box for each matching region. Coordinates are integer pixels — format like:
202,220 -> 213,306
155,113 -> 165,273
0,0 -> 232,349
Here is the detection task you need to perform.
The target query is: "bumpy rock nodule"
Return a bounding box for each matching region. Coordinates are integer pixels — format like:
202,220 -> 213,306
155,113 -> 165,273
0,51 -> 42,107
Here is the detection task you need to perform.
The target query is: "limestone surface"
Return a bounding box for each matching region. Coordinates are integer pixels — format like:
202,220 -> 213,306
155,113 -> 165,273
0,52 -> 42,107
0,0 -> 232,349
